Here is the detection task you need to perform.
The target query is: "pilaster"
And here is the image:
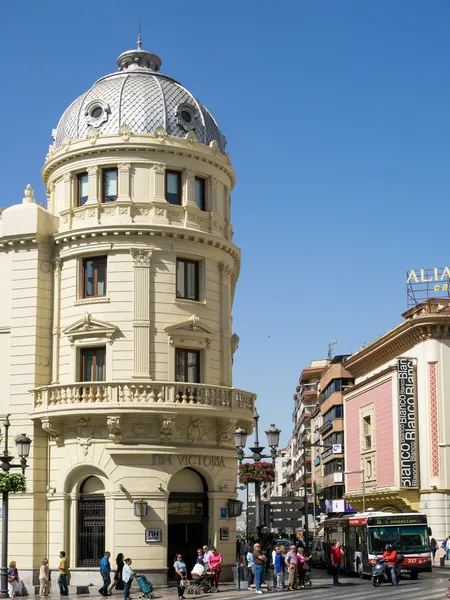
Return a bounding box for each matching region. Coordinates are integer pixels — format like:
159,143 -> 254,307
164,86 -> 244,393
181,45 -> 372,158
87,165 -> 99,204
51,258 -> 62,383
152,163 -> 166,201
63,173 -> 72,209
131,249 -> 153,379
219,262 -> 233,386
185,169 -> 197,208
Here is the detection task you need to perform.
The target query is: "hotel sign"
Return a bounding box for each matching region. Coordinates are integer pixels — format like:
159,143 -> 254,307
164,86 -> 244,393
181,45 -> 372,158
398,358 -> 418,488
407,267 -> 450,308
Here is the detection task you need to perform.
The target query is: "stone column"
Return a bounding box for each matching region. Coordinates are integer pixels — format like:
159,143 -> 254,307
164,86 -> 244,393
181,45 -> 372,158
185,169 -> 197,208
131,249 -> 153,379
51,258 -> 62,383
153,164 -> 166,201
63,173 -> 72,209
219,263 -> 233,386
117,163 -> 131,202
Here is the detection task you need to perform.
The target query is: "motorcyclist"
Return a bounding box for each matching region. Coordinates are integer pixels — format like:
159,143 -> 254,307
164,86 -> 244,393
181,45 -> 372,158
381,544 -> 398,586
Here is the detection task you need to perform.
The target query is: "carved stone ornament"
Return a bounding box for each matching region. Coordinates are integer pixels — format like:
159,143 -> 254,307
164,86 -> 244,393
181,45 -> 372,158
217,419 -> 237,447
130,248 -> 152,267
209,140 -> 219,154
160,414 -> 176,441
118,123 -> 133,142
88,165 -> 99,176
185,131 -> 198,147
220,263 -> 233,280
118,163 -> 131,174
74,418 -> 94,456
86,126 -> 99,145
52,258 -> 62,275
131,422 -> 153,438
41,418 -> 62,447
231,333 -> 240,364
107,416 -> 122,443
62,136 -> 72,151
177,419 -> 212,445
153,125 -> 168,142
153,163 -> 166,174
63,312 -> 118,347
165,315 -> 216,348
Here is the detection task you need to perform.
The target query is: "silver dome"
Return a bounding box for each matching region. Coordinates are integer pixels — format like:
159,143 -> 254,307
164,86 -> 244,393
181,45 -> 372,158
53,44 -> 226,153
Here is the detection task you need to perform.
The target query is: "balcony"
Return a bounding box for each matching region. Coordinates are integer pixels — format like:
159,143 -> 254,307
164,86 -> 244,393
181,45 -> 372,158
32,381 -> 256,419
319,419 -> 333,435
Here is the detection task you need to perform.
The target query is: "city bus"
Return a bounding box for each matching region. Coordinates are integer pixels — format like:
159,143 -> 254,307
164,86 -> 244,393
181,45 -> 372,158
324,512 -> 432,579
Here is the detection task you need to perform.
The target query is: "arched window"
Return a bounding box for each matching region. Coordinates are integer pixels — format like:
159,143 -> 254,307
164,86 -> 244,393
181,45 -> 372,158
78,476 -> 105,567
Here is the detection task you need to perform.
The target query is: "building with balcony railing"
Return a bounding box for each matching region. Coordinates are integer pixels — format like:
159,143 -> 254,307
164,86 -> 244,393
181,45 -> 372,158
0,40 -> 255,588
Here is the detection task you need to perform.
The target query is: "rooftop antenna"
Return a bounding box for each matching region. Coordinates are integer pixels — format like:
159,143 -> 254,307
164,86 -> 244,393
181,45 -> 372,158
328,340 -> 338,360
137,21 -> 142,50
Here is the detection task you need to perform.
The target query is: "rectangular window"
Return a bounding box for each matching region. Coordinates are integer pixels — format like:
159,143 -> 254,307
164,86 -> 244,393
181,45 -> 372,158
83,256 -> 107,298
80,347 -> 106,382
77,172 -> 88,206
194,177 -> 206,211
175,348 -> 200,383
176,259 -> 200,300
166,170 -> 182,205
102,168 -> 118,202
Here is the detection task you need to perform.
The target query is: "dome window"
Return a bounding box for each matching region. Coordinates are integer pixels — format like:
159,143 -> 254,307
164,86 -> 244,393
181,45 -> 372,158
84,100 -> 111,127
176,103 -> 197,132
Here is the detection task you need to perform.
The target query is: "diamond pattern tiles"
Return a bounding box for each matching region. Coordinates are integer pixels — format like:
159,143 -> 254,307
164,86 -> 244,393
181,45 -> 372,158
121,75 -> 165,132
53,72 -> 225,152
55,93 -> 87,146
428,363 -> 440,478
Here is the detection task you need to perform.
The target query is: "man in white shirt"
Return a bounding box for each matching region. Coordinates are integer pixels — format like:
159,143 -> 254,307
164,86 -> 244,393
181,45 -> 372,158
122,558 -> 135,600
202,545 -> 212,567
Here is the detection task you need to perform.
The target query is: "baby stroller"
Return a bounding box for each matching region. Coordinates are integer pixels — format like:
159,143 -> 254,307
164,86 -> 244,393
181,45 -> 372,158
186,570 -> 216,595
136,575 -> 155,599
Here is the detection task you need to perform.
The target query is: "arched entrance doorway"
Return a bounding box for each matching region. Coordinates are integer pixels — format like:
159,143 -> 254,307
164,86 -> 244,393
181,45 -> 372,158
77,476 -> 105,567
168,468 -> 208,577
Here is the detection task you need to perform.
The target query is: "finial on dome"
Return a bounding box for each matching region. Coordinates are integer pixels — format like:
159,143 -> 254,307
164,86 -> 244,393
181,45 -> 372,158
137,21 -> 142,50
22,184 -> 35,205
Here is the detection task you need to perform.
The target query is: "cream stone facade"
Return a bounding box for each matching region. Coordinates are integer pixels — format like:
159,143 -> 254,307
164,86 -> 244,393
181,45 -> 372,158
0,42 -> 255,592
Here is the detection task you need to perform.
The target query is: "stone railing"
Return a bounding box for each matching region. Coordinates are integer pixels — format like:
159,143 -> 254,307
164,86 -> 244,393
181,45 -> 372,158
33,381 -> 255,412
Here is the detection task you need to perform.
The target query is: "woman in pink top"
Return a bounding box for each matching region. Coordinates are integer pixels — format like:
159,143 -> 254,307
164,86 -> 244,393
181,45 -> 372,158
208,547 -> 223,591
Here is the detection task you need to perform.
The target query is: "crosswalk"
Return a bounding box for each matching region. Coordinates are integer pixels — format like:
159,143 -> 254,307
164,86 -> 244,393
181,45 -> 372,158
229,577 -> 449,600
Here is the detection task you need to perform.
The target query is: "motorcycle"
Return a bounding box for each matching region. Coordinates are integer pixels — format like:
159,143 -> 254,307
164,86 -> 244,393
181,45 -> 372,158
371,555 -> 403,587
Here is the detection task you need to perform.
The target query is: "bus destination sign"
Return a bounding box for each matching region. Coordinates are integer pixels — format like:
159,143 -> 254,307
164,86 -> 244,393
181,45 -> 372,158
367,514 -> 427,527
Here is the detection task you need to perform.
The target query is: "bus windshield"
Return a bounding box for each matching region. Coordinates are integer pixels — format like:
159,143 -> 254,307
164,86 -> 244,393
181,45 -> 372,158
369,525 -> 429,554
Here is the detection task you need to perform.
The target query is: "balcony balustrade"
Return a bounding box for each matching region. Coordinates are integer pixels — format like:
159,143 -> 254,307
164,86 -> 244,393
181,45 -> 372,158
33,381 -> 255,415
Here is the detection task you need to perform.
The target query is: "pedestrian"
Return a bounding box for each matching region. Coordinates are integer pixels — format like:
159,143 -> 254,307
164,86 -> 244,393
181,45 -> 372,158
296,547 -> 310,590
274,547 -> 285,590
430,538 -> 437,563
252,542 -> 267,594
39,559 -> 50,598
174,554 -> 187,600
285,545 -> 298,591
330,540 -> 343,586
447,536 -> 450,561
246,544 -> 254,590
99,551 -> 112,596
57,551 -> 69,596
122,559 -> 134,600
208,547 -> 223,591
7,561 -> 23,599
202,545 -> 212,567
108,553 -> 125,593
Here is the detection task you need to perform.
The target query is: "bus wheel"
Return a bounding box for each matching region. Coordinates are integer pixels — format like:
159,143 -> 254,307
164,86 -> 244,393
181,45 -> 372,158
410,571 -> 418,580
357,560 -> 364,579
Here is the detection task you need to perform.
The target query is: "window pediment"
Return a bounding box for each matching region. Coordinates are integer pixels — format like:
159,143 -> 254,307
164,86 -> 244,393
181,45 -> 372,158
63,311 -> 117,347
165,314 -> 215,348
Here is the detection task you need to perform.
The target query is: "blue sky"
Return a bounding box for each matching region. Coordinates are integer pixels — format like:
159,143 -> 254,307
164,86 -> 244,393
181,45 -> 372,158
1,1 -> 449,448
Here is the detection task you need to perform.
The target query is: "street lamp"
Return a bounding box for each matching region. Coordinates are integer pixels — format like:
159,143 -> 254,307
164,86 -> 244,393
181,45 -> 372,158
344,470 -> 366,513
0,416 -> 32,599
233,413 -> 281,541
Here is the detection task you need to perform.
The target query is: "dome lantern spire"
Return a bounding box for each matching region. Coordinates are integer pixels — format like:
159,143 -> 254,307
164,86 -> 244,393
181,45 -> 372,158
116,29 -> 161,73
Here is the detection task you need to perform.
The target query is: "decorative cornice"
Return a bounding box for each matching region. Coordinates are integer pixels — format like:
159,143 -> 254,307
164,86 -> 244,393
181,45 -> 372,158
344,314 -> 450,378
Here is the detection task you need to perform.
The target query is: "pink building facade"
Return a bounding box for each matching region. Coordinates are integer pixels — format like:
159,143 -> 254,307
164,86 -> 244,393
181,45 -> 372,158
343,300 -> 450,540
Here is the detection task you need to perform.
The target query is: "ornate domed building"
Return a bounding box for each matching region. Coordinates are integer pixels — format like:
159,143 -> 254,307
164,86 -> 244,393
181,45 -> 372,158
0,39 -> 255,590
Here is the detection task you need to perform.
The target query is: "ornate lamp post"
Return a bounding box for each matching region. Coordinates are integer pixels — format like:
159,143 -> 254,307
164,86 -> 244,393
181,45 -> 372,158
234,412 -> 281,541
0,417 -> 32,599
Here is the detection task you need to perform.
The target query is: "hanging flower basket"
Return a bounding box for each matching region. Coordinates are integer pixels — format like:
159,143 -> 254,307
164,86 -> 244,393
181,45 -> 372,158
238,461 -> 275,485
0,473 -> 27,494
